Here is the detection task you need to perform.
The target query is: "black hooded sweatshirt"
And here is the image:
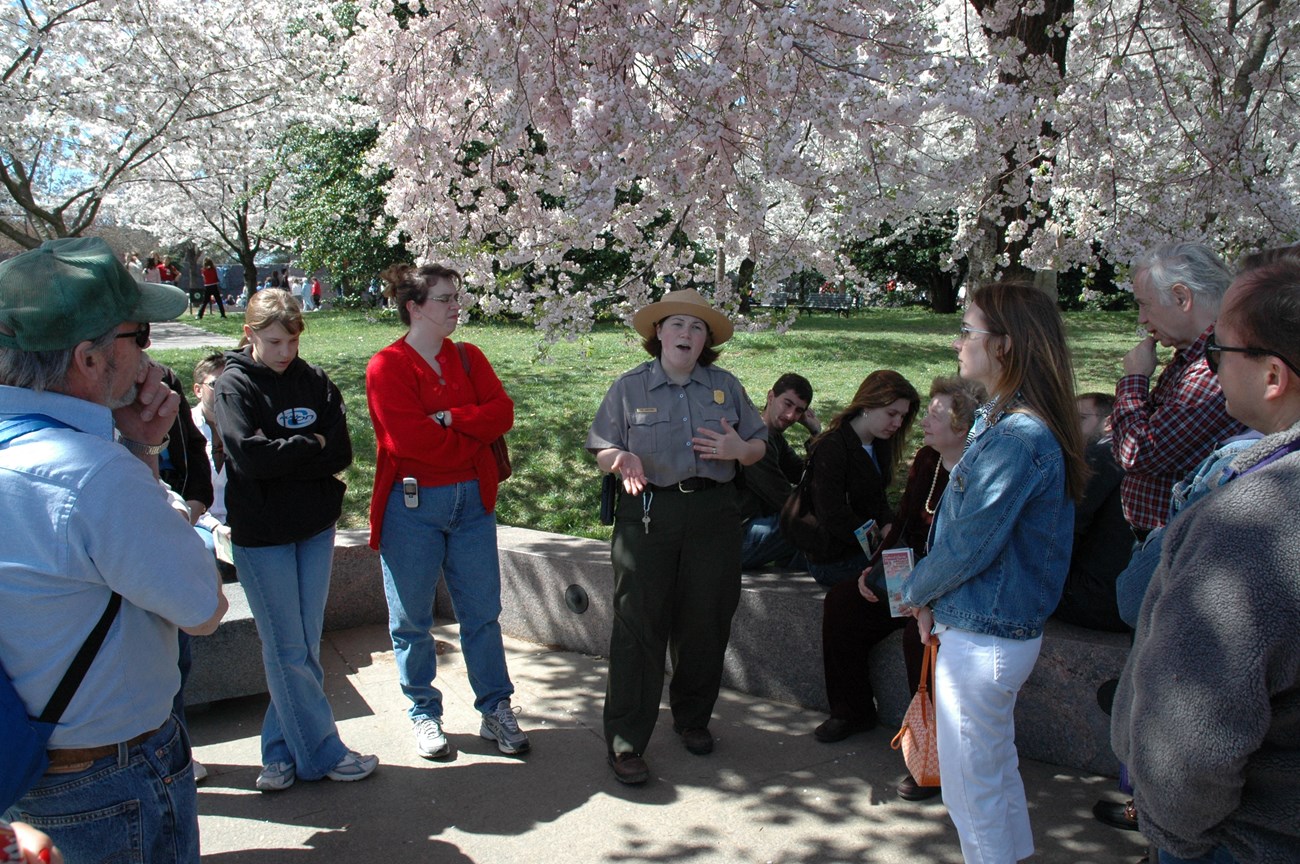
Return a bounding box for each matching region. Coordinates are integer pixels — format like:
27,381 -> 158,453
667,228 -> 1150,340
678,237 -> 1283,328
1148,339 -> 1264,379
214,347 -> 352,547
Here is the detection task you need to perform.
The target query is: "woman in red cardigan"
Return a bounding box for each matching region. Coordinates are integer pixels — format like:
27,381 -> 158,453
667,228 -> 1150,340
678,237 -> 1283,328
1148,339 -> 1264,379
365,263 -> 528,762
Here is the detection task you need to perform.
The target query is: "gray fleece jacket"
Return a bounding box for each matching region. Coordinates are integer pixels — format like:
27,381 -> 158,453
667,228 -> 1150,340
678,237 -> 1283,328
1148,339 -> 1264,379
1111,419 -> 1300,862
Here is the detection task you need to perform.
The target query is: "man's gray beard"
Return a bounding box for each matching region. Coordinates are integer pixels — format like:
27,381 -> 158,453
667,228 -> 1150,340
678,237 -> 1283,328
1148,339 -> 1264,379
106,383 -> 139,410
102,353 -> 139,410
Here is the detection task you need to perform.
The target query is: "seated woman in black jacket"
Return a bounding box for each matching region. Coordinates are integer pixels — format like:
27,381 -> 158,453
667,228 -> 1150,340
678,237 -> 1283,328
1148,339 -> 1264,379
803,369 -> 919,588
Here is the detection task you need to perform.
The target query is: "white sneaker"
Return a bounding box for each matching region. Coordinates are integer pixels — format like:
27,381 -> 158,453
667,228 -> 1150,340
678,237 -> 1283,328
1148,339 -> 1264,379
193,759 -> 208,783
414,716 -> 450,758
480,699 -> 530,755
256,761 -> 295,792
326,750 -> 378,782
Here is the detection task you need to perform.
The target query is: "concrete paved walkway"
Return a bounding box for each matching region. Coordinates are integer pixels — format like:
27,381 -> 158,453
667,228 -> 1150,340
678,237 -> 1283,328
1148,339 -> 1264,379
188,623 -> 1146,864
151,320 -> 238,351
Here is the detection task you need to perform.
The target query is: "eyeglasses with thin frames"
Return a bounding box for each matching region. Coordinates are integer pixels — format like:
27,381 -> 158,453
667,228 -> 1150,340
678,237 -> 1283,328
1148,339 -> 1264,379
425,292 -> 463,305
957,324 -> 997,342
115,323 -> 150,348
1206,332 -> 1300,378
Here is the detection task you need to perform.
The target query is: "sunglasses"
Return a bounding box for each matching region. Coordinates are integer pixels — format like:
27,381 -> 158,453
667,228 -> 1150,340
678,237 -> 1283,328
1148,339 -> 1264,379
1205,332 -> 1300,377
115,323 -> 150,348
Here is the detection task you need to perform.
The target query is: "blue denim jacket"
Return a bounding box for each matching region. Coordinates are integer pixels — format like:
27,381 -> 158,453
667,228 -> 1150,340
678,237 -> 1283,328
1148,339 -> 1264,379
902,410 -> 1074,639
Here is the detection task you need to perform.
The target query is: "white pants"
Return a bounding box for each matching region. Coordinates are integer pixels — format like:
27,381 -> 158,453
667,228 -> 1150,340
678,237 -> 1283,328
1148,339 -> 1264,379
935,628 -> 1042,864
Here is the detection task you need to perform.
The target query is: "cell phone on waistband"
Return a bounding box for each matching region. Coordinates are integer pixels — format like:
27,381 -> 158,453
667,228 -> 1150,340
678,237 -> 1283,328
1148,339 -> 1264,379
402,477 -> 419,509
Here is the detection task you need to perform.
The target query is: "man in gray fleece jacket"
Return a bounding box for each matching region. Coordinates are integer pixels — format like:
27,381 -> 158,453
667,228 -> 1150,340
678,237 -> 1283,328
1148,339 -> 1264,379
1112,258 -> 1300,864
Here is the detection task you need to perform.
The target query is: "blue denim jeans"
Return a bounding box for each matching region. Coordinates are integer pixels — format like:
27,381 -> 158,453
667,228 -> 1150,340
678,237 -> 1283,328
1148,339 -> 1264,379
6,717 -> 198,863
234,527 -> 348,779
1159,848 -> 1238,864
740,514 -> 804,570
379,481 -> 513,719
808,550 -> 870,588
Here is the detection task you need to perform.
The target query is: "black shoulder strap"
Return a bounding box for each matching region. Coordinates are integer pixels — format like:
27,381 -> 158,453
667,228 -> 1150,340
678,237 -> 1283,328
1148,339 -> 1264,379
37,592 -> 122,724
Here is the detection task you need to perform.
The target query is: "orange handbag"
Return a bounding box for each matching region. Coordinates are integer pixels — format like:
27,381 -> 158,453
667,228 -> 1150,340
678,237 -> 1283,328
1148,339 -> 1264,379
890,640 -> 941,787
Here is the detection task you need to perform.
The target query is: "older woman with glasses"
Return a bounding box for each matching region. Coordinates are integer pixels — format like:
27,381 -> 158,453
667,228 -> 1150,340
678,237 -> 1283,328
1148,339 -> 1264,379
366,264 -> 528,764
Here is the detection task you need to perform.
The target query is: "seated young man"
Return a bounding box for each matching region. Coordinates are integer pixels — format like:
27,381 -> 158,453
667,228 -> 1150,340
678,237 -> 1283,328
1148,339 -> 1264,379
190,353 -> 235,578
1052,392 -> 1131,632
737,373 -> 820,570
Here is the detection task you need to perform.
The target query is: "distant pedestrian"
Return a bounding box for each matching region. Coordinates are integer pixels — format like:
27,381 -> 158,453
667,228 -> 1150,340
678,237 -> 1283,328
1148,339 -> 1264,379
197,258 -> 226,319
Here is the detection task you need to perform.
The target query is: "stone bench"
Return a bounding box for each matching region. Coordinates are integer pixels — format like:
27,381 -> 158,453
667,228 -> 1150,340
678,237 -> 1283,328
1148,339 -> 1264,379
188,525 -> 1130,775
494,526 -> 1129,776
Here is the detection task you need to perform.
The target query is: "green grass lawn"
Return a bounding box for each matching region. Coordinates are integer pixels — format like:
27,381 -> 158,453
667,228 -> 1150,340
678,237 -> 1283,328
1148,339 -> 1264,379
151,307 -> 1143,540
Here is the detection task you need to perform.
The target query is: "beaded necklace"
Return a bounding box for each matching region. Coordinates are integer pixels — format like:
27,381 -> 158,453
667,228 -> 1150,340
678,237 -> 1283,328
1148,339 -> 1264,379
922,457 -> 944,516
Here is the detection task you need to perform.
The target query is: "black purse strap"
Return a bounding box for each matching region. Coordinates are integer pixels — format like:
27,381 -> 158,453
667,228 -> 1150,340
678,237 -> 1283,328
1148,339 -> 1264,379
37,592 -> 122,724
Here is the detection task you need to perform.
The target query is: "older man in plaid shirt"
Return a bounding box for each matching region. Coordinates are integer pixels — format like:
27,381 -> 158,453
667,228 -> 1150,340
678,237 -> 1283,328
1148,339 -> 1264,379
1112,243 -> 1250,538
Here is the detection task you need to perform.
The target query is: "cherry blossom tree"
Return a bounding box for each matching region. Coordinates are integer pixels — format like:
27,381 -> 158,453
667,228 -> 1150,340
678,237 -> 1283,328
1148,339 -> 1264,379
345,0 -> 1297,333
347,0 -> 967,335
0,0 -> 340,249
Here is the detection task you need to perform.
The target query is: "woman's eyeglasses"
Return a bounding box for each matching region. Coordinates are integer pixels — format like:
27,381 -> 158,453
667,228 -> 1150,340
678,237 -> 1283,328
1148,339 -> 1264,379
115,323 -> 150,348
1205,332 -> 1300,377
956,324 -> 997,342
426,292 -> 463,305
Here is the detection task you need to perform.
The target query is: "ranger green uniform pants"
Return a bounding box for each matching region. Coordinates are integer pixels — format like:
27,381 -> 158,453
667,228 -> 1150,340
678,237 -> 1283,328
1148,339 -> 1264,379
604,482 -> 743,756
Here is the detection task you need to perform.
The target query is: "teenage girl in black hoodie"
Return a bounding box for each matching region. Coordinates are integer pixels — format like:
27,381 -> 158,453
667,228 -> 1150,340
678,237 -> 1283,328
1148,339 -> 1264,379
215,288 -> 377,792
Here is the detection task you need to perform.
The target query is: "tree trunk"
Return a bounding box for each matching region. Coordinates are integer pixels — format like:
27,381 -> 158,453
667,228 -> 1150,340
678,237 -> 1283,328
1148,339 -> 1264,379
969,0 -> 1074,289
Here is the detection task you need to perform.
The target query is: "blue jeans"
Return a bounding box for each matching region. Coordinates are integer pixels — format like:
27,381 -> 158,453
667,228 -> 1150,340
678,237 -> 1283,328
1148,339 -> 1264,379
379,481 -> 513,719
1159,849 -> 1238,864
234,528 -> 348,779
808,550 -> 870,588
740,514 -> 804,570
6,717 -> 198,863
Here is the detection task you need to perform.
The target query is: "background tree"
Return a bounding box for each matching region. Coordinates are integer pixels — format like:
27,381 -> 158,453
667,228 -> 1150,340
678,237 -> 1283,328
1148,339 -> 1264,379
277,124 -> 410,297
0,0 -> 339,248
347,0 -> 958,336
347,0 -> 1297,331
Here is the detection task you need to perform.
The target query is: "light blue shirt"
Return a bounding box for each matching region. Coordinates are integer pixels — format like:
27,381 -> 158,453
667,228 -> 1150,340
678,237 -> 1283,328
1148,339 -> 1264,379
0,386 -> 220,746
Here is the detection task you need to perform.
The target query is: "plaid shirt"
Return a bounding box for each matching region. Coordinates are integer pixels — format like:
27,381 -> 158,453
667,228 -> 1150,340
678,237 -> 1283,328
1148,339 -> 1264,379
1111,325 -> 1249,531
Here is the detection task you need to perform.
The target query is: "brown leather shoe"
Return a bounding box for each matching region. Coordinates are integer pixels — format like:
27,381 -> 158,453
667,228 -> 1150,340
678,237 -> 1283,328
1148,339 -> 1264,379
813,715 -> 876,743
608,752 -> 649,785
1093,798 -> 1139,831
896,773 -> 942,801
675,726 -> 714,755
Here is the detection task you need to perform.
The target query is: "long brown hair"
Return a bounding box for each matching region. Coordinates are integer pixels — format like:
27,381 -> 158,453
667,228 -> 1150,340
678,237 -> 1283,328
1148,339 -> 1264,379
811,369 -> 920,485
969,281 -> 1088,500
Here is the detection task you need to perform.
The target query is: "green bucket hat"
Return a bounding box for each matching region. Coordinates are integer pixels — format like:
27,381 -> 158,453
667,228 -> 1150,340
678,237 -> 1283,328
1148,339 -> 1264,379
0,237 -> 188,351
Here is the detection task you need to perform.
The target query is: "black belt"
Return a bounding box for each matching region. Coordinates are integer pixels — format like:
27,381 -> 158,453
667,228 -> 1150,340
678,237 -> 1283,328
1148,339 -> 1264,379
648,477 -> 724,493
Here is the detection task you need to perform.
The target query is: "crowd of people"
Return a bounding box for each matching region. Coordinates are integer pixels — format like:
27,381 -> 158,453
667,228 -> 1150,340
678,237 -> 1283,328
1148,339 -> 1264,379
0,238 -> 1296,864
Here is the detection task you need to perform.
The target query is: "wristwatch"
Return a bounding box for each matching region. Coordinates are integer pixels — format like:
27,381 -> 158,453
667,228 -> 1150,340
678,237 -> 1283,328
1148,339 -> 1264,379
434,411 -> 448,427
119,434 -> 170,456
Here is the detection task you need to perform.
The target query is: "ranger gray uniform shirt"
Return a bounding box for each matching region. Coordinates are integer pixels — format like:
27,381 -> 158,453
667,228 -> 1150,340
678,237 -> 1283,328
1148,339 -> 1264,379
587,359 -> 765,486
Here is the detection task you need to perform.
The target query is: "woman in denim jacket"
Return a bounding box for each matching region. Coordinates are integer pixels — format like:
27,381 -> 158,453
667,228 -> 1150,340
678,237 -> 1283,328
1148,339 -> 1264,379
902,281 -> 1089,863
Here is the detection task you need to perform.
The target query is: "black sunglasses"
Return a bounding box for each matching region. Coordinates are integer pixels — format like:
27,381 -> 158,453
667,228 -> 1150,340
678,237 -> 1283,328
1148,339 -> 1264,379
115,323 -> 150,348
1206,332 -> 1300,377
